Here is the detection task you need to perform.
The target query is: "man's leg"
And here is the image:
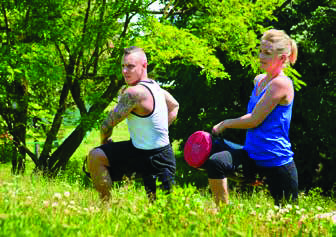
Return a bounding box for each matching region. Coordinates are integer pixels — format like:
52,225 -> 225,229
208,178 -> 229,206
143,175 -> 157,201
88,148 -> 112,201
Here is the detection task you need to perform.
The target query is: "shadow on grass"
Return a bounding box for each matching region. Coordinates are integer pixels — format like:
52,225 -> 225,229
174,153 -> 209,189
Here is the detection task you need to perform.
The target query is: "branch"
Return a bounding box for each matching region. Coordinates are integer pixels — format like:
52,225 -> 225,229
120,12 -> 131,40
274,0 -> 292,16
1,3 -> 11,46
55,43 -> 67,69
39,71 -> 73,162
70,78 -> 87,116
91,0 -> 106,75
16,140 -> 38,165
75,0 -> 91,74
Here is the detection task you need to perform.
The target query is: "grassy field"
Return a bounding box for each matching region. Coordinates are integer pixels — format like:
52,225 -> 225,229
1,121 -> 336,236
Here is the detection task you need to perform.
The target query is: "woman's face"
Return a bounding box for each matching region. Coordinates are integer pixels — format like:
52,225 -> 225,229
259,40 -> 285,73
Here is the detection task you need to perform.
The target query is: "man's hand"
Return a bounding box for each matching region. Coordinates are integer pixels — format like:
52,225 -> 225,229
101,136 -> 113,145
163,89 -> 179,126
100,121 -> 113,145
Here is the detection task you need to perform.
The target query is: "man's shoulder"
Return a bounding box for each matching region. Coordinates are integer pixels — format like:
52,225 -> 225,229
124,84 -> 149,101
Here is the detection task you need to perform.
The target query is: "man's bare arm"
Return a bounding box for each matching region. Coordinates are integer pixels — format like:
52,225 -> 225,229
100,89 -> 138,144
163,89 -> 179,126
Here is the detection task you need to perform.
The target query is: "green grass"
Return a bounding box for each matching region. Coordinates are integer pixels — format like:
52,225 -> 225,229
1,123 -> 336,236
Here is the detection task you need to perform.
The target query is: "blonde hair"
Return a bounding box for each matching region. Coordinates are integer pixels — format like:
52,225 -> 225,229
261,29 -> 298,65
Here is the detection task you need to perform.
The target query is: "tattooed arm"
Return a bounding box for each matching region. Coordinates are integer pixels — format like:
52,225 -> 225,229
100,87 -> 138,144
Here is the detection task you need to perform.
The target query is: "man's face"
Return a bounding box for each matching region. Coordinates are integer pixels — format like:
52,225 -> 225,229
121,53 -> 146,86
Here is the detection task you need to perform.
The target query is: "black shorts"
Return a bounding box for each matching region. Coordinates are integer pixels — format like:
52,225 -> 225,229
97,140 -> 176,190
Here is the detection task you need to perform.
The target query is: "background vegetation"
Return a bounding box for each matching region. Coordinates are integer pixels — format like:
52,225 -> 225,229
0,0 -> 336,196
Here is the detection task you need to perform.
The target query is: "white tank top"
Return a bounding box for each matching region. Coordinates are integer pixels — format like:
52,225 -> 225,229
126,80 -> 170,150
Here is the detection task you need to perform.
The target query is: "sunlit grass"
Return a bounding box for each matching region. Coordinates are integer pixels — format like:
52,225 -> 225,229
1,158 -> 336,237
1,124 -> 336,236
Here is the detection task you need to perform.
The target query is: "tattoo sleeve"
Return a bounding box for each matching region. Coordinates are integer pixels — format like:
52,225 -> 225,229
100,91 -> 138,137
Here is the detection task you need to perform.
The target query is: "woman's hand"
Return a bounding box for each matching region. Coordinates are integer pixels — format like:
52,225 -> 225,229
212,121 -> 225,136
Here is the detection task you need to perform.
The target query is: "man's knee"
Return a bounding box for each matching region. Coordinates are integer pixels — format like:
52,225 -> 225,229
88,148 -> 109,172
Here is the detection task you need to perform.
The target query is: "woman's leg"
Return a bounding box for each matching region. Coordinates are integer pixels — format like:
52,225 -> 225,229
261,161 -> 298,205
203,150 -> 236,206
208,178 -> 229,205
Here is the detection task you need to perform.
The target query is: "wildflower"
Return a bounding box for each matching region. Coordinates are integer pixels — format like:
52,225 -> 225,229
316,206 -> 323,211
52,202 -> 58,208
189,211 -> 197,216
43,200 -> 50,207
267,209 -> 275,216
64,191 -> 70,198
64,209 -> 70,215
315,211 -> 336,223
255,204 -> 261,208
68,205 -> 77,211
285,204 -> 292,210
69,200 -> 75,205
250,210 -> 256,216
53,193 -> 62,199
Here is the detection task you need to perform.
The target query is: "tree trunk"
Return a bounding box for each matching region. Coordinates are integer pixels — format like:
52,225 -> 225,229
41,77 -> 123,177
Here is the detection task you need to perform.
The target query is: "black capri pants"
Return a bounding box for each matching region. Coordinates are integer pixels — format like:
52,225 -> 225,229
202,138 -> 298,205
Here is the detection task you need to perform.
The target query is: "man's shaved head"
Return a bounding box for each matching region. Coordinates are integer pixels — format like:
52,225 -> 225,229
124,46 -> 147,66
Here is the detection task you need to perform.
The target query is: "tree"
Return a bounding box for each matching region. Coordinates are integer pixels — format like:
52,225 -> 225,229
144,0 -> 288,144
270,0 -> 336,193
0,0 -> 225,176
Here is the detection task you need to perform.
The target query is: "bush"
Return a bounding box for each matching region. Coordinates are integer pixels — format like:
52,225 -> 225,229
0,138 -> 16,164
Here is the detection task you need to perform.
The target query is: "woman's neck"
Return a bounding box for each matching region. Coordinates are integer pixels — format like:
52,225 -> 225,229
266,69 -> 284,81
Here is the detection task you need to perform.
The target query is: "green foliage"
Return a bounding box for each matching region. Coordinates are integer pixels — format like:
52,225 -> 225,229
135,17 -> 228,83
271,0 -> 336,193
0,140 -> 16,164
284,66 -> 305,90
169,0 -> 282,71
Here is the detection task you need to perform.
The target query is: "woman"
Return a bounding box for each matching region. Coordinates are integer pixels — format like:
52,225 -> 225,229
205,29 -> 299,206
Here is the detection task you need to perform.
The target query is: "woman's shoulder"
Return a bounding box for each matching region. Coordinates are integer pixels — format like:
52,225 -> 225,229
272,74 -> 293,87
253,74 -> 266,85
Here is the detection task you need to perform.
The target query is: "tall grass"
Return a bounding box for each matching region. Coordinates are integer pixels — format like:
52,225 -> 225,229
1,122 -> 336,236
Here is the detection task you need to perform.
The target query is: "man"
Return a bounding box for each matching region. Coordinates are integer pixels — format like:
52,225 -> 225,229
88,46 -> 179,201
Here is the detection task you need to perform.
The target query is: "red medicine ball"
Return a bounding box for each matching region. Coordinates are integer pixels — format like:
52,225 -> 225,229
184,131 -> 212,168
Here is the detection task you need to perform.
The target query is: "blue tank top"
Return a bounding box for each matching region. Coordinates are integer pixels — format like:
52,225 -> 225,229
243,78 -> 294,167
